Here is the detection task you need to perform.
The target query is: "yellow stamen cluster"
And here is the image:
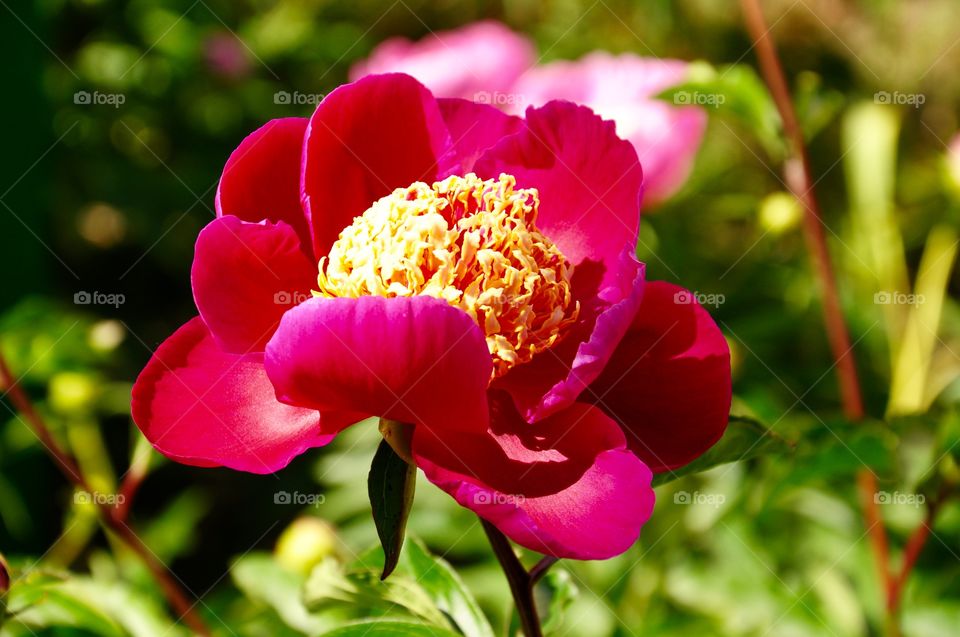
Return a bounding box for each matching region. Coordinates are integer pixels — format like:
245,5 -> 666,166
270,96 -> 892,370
316,173 -> 580,378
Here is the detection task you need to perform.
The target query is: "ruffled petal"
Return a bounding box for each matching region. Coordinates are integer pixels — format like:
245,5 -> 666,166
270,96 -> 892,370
473,102 -> 645,421
474,100 -> 642,274
583,281 -> 731,473
191,216 -> 317,354
437,98 -> 524,173
264,296 -> 492,433
215,118 -> 312,252
349,21 -> 535,102
413,392 -> 654,559
131,318 -> 339,475
301,73 -> 456,259
512,54 -> 706,206
496,248 -> 646,422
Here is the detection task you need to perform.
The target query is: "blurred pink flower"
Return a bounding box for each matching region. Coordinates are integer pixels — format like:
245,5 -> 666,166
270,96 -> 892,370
204,32 -> 251,79
350,21 -> 534,102
351,24 -> 706,206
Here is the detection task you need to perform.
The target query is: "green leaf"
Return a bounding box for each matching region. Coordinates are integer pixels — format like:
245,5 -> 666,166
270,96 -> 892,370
402,539 -> 494,637
652,415 -> 793,487
5,576 -> 125,637
304,557 -> 450,628
656,62 -> 785,158
539,568 -> 578,635
232,552 -> 338,634
319,620 -> 463,636
368,436 -> 417,580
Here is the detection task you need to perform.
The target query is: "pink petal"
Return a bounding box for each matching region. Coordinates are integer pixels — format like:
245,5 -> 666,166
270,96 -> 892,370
215,118 -> 312,252
496,248 -> 646,423
191,216 -> 317,354
413,392 -> 654,559
264,296 -> 492,434
513,54 -> 706,206
301,73 -> 456,259
437,98 -> 524,173
475,100 -> 643,272
349,21 -> 535,102
583,281 -> 731,473
131,318 -> 339,474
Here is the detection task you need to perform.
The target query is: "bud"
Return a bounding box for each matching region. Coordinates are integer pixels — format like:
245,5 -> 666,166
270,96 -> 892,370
759,192 -> 801,235
274,517 -> 338,576
49,372 -> 98,413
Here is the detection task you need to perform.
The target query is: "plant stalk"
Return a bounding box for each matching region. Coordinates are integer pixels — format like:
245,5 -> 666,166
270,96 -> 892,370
481,519 -> 544,637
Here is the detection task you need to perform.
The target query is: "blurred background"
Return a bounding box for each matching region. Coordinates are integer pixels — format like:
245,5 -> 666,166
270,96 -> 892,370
2,0 -> 960,635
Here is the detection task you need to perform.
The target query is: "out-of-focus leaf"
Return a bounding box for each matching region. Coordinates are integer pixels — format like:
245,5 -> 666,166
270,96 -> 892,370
6,575 -> 124,637
401,539 -> 494,637
368,435 -> 416,579
232,552 -> 338,634
319,620 -> 463,636
793,71 -> 845,141
657,62 -> 784,158
539,568 -> 578,635
652,415 -> 792,487
141,489 -> 209,563
304,556 -> 450,628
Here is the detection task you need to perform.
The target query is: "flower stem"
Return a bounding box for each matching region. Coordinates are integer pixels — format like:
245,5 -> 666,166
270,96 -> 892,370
481,519 -> 544,637
0,352 -> 212,636
738,0 -> 897,623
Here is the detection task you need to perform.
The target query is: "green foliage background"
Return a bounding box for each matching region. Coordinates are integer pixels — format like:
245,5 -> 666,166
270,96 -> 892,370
2,0 -> 960,635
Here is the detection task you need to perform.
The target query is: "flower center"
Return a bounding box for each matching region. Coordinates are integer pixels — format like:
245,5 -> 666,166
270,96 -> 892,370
315,173 -> 580,378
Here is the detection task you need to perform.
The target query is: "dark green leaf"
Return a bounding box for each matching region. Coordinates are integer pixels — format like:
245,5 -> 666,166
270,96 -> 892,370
652,415 -> 793,487
320,620 -> 463,636
368,437 -> 417,580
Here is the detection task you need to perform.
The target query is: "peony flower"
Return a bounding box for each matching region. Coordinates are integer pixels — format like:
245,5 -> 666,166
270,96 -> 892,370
131,74 -> 730,559
349,21 -> 534,104
350,24 -> 706,206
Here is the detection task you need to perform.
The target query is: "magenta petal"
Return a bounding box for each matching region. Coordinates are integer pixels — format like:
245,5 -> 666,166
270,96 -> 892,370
131,318 -> 336,474
413,392 -> 654,559
437,98 -> 524,173
215,118 -> 312,252
191,216 -> 317,354
474,100 -> 642,273
513,54 -> 706,206
349,21 -> 535,102
301,73 -> 456,259
497,248 -> 646,422
583,281 -> 731,473
264,296 -> 492,433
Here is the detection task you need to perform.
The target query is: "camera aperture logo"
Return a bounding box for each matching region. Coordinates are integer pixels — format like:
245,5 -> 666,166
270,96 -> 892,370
673,490 -> 726,508
74,291 -> 125,308
74,91 -> 125,109
274,490 -> 325,507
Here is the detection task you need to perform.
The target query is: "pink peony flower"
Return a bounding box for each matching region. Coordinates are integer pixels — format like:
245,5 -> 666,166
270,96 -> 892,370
349,21 -> 534,103
131,74 -> 730,559
350,24 -> 707,206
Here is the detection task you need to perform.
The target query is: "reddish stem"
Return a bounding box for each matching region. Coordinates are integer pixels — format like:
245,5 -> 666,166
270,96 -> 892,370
888,487 -> 951,612
0,353 -> 211,636
739,0 -> 894,613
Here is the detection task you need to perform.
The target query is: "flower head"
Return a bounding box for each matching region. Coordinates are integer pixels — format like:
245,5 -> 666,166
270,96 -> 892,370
132,74 -> 730,560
